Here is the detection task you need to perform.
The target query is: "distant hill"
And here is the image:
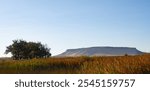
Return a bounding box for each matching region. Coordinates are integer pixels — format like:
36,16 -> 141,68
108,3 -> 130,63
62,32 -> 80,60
57,47 -> 143,57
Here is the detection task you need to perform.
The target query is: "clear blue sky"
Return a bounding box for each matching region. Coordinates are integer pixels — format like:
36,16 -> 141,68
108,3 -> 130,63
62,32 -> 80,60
0,0 -> 150,57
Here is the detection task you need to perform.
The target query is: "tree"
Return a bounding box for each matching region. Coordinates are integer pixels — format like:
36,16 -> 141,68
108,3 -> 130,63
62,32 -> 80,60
5,39 -> 51,60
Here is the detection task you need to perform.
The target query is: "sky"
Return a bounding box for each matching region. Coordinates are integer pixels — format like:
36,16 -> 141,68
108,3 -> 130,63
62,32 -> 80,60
0,0 -> 150,57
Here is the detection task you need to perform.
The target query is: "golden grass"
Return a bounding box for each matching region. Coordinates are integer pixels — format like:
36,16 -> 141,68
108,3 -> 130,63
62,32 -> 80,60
0,54 -> 150,74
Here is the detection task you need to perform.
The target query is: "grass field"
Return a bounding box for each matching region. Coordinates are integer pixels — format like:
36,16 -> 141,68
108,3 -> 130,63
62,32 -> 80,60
0,54 -> 150,74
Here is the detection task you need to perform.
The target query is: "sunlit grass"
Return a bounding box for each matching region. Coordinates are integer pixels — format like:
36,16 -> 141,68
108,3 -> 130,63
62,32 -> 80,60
0,54 -> 150,74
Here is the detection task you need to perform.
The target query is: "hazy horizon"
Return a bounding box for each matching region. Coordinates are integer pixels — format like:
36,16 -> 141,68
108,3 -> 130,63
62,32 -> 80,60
0,0 -> 150,57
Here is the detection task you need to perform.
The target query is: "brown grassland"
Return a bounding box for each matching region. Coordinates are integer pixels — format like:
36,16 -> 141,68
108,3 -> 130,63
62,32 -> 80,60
0,54 -> 150,74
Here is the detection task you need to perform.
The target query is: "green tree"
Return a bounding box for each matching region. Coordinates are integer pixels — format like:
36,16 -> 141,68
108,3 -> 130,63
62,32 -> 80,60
5,39 -> 51,60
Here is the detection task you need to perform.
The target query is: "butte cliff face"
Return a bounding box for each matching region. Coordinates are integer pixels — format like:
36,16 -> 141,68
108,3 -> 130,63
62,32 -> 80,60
57,47 -> 143,57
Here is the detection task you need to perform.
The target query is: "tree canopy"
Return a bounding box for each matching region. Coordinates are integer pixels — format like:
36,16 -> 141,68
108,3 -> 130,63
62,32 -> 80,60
5,40 -> 51,60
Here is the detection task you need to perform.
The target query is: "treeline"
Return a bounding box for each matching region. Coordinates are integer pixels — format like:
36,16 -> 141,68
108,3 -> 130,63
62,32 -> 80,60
5,40 -> 51,60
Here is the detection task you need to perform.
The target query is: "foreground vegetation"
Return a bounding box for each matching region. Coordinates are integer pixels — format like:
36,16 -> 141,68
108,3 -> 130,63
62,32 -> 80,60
0,54 -> 150,74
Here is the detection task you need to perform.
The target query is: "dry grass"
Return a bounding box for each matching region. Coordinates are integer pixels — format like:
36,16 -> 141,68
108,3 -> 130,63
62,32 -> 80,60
0,54 -> 150,74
